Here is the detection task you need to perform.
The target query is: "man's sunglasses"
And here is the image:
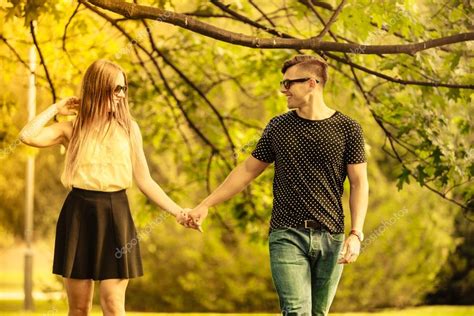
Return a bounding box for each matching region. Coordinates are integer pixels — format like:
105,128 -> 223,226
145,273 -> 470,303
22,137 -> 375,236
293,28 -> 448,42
114,85 -> 128,95
280,77 -> 320,90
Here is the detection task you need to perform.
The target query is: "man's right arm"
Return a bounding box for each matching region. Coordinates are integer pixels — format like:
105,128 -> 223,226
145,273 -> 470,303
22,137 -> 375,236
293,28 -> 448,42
186,156 -> 270,227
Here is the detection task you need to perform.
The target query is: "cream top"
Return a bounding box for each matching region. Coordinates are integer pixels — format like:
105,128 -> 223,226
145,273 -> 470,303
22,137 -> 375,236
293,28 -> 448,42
61,123 -> 133,192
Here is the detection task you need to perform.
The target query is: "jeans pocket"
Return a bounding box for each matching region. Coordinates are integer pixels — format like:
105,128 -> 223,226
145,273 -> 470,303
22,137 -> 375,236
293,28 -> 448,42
270,227 -> 292,235
269,227 -> 293,245
326,231 -> 345,243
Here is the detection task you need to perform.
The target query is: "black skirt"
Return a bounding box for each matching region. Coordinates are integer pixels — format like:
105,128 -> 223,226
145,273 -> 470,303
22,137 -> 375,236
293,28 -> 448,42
53,187 -> 143,280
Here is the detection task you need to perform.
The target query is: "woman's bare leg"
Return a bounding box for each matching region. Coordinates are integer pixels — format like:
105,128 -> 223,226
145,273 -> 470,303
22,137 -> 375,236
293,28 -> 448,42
99,278 -> 129,316
63,278 -> 94,316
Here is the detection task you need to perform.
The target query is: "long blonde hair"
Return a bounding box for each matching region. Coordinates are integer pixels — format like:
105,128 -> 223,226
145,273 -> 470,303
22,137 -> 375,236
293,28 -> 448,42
63,59 -> 137,188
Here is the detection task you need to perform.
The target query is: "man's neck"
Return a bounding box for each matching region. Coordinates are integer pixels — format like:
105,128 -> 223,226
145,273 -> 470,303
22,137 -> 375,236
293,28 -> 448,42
295,94 -> 335,121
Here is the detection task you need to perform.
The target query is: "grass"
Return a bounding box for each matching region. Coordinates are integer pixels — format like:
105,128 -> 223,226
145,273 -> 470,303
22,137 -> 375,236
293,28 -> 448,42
2,243 -> 473,315
0,300 -> 473,316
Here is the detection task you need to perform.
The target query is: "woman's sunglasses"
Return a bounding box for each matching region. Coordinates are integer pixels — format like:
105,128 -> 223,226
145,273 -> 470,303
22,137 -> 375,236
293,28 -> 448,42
114,85 -> 128,95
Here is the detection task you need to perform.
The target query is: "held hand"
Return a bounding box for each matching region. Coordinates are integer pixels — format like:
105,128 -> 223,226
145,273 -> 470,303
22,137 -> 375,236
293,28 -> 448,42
175,208 -> 191,227
56,96 -> 80,116
337,234 -> 361,264
186,205 -> 208,233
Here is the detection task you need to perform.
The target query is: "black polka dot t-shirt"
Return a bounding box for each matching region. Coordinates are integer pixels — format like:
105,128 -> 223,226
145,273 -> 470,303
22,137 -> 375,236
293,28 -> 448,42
251,110 -> 366,233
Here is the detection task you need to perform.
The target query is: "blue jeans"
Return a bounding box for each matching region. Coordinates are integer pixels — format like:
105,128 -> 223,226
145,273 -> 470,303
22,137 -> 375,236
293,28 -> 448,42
269,227 -> 345,316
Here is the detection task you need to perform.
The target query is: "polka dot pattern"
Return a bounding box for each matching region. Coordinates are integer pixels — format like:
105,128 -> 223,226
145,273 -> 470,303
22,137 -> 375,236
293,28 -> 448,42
252,110 -> 366,233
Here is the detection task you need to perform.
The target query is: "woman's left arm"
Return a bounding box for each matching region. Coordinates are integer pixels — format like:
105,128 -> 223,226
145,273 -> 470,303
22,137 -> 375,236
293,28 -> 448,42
131,121 -> 184,218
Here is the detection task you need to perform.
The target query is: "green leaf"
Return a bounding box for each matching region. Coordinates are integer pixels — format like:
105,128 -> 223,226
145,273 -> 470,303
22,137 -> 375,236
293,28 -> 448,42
416,165 -> 428,186
449,52 -> 462,70
447,88 -> 461,101
380,59 -> 398,71
432,147 -> 442,165
397,167 -> 411,190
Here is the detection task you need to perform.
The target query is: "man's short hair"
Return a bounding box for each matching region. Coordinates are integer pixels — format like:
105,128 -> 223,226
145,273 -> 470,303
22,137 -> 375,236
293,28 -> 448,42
281,55 -> 328,86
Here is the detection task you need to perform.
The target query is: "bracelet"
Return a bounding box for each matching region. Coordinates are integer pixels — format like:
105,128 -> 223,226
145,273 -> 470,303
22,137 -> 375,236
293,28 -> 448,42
349,231 -> 363,242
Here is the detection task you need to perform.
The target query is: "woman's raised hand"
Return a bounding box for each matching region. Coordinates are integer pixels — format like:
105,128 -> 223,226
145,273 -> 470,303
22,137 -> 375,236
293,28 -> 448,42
56,96 -> 80,116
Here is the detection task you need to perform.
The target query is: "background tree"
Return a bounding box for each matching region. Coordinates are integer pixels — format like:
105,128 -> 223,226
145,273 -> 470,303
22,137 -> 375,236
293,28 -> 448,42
0,0 -> 472,312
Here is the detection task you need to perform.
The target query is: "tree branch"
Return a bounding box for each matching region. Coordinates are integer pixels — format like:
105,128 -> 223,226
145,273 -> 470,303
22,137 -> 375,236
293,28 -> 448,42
82,1 -> 233,169
212,0 -> 471,211
1,35 -> 28,69
314,0 -> 346,39
324,52 -> 474,89
210,1 -> 473,89
81,0 -> 474,54
0,34 -> 48,82
349,65 -> 469,212
138,17 -> 237,163
210,0 -> 291,38
30,21 -> 57,103
248,0 -> 276,28
181,12 -> 232,19
131,45 -> 194,157
308,0 -> 334,11
62,3 -> 83,72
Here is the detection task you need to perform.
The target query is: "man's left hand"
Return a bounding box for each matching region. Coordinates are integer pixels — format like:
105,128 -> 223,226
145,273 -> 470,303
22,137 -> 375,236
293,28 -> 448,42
337,234 -> 361,264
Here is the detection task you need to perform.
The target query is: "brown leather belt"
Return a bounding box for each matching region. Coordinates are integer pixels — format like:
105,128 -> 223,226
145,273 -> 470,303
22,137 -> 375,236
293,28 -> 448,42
296,220 -> 325,230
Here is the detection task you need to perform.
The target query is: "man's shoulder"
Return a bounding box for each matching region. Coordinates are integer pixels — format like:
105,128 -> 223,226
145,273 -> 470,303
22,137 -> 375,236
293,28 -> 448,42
334,111 -> 363,130
267,111 -> 294,127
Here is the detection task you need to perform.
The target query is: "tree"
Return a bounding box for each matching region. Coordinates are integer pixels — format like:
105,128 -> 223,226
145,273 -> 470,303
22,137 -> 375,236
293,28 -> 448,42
0,0 -> 472,311
2,0 -> 472,215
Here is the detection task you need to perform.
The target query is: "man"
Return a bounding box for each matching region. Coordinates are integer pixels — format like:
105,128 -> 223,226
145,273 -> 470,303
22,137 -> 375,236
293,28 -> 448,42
185,55 -> 369,316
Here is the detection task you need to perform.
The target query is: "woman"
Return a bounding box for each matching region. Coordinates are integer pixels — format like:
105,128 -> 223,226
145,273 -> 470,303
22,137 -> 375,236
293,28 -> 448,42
19,59 -> 190,316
